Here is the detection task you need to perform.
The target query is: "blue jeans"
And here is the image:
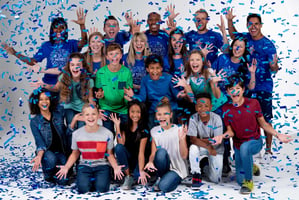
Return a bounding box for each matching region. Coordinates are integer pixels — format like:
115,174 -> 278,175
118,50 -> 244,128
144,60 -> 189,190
114,144 -> 139,180
76,164 -> 111,194
102,110 -> 128,135
234,137 -> 263,185
64,108 -> 85,129
42,150 -> 68,185
154,148 -> 181,193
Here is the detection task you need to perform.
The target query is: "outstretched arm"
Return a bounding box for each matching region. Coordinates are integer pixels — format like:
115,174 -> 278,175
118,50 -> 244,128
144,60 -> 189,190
72,8 -> 88,49
2,42 -> 37,65
225,8 -> 238,40
56,150 -> 80,180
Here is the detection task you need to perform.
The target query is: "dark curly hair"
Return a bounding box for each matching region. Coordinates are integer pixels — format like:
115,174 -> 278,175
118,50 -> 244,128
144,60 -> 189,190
49,17 -> 68,44
29,88 -> 59,115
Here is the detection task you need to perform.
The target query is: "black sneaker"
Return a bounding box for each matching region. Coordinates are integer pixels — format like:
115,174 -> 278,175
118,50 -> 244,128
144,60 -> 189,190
191,173 -> 203,190
222,163 -> 231,177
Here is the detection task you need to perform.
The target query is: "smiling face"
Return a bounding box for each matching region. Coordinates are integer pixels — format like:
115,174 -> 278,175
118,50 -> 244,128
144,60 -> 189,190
129,104 -> 141,124
194,12 -> 208,32
146,62 -> 163,81
155,106 -> 172,129
147,13 -> 161,34
189,52 -> 203,75
133,36 -> 146,54
38,92 -> 51,112
196,97 -> 212,120
89,34 -> 104,54
106,48 -> 122,66
227,83 -> 245,105
82,106 -> 99,127
104,19 -> 120,39
232,40 -> 246,59
247,17 -> 263,39
53,24 -> 67,41
69,57 -> 83,79
170,33 -> 183,54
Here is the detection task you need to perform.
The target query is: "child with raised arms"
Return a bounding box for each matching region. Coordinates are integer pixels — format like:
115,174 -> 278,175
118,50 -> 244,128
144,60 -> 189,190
56,103 -> 124,194
110,100 -> 150,190
144,97 -> 188,193
211,75 -> 292,194
95,43 -> 133,134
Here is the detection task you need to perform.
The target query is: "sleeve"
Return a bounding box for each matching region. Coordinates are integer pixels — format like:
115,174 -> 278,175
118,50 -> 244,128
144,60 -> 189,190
133,77 -> 147,102
106,132 -> 114,150
33,43 -> 46,62
95,69 -> 103,89
213,113 -> 223,137
212,56 -> 220,72
163,56 -> 170,72
214,32 -> 224,49
71,131 -> 79,150
254,99 -> 263,118
89,78 -> 94,88
187,114 -> 198,137
30,119 -> 47,152
126,68 -> 133,89
170,76 -> 180,99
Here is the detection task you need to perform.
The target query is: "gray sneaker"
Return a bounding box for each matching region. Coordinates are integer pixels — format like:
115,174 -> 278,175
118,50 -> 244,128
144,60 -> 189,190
121,175 -> 134,190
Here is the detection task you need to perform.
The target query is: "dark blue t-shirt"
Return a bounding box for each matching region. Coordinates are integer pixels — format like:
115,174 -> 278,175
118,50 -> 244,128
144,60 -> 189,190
33,39 -> 80,84
240,33 -> 277,92
163,57 -> 184,77
145,30 -> 169,57
104,31 -> 131,50
185,30 -> 223,64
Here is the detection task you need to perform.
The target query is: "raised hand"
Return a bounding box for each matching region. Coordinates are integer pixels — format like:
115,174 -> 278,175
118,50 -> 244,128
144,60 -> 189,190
109,113 -> 121,127
199,43 -> 214,57
30,78 -> 45,89
172,75 -> 188,88
131,20 -> 141,35
123,87 -> 134,98
269,54 -> 279,72
217,15 -> 226,34
95,89 -> 104,99
178,124 -> 187,140
165,3 -> 180,20
98,109 -> 108,121
225,8 -> 236,21
72,7 -> 87,26
88,27 -> 99,35
210,69 -> 227,83
125,12 -> 134,26
28,64 -> 42,73
247,58 -> 257,74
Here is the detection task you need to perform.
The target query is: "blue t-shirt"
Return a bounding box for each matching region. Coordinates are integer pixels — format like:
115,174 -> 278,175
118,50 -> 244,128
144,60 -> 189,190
134,73 -> 179,113
145,30 -> 169,57
104,31 -> 131,50
33,39 -> 80,84
123,54 -> 147,91
93,61 -> 101,72
185,30 -> 223,64
240,33 -> 277,92
163,57 -> 184,77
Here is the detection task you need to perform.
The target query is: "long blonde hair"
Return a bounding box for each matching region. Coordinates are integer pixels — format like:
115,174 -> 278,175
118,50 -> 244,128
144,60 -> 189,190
127,32 -> 150,67
60,53 -> 92,104
85,32 -> 106,73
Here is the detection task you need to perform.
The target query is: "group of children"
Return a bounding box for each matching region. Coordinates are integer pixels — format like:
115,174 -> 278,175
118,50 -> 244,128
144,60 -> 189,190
3,5 -> 293,195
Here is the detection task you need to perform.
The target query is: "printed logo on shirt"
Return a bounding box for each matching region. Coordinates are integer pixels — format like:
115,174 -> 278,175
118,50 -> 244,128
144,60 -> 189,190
50,48 -> 69,68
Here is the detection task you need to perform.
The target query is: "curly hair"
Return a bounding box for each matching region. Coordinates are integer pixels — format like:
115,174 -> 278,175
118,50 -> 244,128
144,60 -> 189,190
85,32 -> 106,73
49,17 -> 68,44
29,88 -> 58,115
60,52 -> 92,104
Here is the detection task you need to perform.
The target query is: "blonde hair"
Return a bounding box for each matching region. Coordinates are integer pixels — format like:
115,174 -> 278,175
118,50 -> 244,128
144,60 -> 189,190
85,32 -> 106,73
126,32 -> 150,67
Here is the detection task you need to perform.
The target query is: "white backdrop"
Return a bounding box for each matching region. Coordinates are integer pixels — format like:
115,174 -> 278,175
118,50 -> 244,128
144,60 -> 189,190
0,0 -> 299,158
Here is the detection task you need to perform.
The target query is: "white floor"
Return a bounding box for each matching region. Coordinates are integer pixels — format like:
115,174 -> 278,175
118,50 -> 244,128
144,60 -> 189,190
0,136 -> 298,200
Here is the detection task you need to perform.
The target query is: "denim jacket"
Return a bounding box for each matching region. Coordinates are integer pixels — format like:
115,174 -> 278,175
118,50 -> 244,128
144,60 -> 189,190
30,105 -> 67,153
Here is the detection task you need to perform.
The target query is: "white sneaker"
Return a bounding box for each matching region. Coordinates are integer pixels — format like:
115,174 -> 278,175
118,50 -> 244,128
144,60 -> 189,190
121,175 -> 134,190
260,152 -> 273,164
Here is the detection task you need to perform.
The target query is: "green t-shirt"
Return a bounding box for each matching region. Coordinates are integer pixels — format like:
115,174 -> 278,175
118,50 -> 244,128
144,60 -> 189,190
95,65 -> 133,114
58,75 -> 94,112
